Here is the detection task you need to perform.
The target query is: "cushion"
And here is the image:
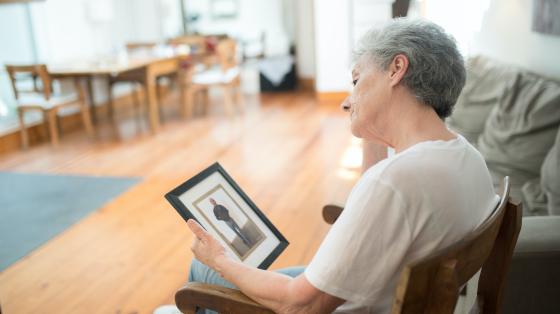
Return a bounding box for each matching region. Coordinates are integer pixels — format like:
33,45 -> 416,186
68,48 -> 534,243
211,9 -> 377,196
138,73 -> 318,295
541,128 -> 560,215
520,178 -> 548,216
17,92 -> 79,109
192,67 -> 240,85
447,56 -> 518,144
478,70 -> 560,195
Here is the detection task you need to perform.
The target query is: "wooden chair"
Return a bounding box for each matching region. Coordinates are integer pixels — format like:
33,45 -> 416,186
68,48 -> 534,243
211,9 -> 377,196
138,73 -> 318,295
125,42 -> 158,51
168,35 -> 207,52
5,64 -> 94,148
122,42 -> 174,123
175,177 -> 522,314
180,38 -> 242,118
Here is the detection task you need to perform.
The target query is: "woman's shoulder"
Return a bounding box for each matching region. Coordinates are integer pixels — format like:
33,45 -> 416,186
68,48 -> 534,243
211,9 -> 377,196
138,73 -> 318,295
366,138 -> 482,188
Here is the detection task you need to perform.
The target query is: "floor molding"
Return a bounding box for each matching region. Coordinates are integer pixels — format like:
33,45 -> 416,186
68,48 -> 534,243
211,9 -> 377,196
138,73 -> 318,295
298,78 -> 315,91
316,91 -> 349,103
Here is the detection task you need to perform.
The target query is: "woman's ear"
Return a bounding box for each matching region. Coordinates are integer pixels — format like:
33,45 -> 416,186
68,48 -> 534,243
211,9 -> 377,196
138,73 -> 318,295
388,54 -> 409,87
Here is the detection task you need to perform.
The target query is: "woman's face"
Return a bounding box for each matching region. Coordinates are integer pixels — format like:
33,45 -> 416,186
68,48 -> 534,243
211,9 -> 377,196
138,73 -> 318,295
342,56 -> 392,144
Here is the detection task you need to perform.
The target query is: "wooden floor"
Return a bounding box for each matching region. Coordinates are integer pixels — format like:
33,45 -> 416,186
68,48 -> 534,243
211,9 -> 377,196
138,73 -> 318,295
0,91 -> 361,314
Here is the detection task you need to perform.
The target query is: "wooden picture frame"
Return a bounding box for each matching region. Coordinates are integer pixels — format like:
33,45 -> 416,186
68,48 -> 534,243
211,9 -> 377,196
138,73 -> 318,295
165,162 -> 288,269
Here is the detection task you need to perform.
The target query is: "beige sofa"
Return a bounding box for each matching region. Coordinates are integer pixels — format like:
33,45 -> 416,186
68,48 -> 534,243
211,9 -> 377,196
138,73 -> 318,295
448,55 -> 560,314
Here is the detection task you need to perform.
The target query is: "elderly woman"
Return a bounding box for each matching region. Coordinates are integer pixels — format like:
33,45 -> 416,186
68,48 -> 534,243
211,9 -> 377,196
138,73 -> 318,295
184,18 -> 498,313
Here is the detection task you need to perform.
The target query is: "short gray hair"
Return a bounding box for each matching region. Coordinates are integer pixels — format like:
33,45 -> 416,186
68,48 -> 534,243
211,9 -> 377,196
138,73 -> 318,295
354,18 -> 466,119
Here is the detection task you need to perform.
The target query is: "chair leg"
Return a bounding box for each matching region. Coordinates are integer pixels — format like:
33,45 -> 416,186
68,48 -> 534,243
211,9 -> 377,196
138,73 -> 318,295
17,108 -> 29,149
222,86 -> 234,116
132,84 -> 142,121
107,81 -> 115,121
156,80 -> 165,123
81,103 -> 94,138
184,87 -> 195,118
235,78 -> 243,112
179,83 -> 187,118
47,109 -> 60,146
201,89 -> 209,115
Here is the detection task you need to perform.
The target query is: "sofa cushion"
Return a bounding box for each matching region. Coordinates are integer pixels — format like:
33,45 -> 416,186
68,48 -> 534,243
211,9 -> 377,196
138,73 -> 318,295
502,216 -> 560,314
477,70 -> 560,208
520,178 -> 548,216
541,128 -> 560,215
447,56 -> 518,144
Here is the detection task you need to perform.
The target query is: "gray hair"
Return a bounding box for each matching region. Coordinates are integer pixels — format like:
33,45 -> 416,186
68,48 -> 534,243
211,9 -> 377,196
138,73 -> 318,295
354,18 -> 466,119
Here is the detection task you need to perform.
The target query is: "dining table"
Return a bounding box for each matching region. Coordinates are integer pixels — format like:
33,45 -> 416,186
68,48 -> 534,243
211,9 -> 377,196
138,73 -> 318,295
48,48 -> 189,133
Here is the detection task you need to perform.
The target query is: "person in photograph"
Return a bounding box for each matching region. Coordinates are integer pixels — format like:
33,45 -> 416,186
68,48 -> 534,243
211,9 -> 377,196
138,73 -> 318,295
209,198 -> 251,246
179,18 -> 498,313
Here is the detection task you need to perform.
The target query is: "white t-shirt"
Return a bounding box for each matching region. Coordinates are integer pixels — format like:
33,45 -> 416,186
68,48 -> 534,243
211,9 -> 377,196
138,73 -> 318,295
304,135 -> 499,313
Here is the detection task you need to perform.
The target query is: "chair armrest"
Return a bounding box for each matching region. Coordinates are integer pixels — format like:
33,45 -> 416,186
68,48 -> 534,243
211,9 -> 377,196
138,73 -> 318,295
175,282 -> 273,314
322,204 -> 344,224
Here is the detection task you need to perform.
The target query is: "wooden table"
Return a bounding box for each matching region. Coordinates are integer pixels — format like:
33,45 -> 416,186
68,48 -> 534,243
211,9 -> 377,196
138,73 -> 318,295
48,53 -> 185,133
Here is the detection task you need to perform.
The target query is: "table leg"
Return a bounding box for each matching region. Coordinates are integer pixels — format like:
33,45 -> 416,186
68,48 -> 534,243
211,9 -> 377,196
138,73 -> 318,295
144,71 -> 160,133
86,77 -> 97,124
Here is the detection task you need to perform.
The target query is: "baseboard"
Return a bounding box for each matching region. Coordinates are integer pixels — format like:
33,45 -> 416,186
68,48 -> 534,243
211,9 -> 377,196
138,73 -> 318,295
298,78 -> 315,91
316,91 -> 349,103
0,91 -> 142,154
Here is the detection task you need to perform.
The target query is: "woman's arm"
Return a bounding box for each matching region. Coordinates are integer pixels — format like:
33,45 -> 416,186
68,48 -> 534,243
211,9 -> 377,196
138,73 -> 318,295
187,220 -> 345,313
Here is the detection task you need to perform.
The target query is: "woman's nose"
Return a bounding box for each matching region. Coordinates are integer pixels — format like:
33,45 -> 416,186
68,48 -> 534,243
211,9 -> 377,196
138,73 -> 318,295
341,97 -> 351,112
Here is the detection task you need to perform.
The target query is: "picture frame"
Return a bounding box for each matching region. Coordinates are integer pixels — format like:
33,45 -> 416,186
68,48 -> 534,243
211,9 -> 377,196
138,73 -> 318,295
165,162 -> 288,269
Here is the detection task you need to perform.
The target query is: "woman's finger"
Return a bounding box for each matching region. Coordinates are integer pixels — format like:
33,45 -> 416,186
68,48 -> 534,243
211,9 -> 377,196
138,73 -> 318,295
187,219 -> 208,240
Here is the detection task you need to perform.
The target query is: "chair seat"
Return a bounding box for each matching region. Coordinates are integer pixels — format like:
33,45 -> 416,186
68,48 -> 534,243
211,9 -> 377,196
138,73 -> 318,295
192,67 -> 240,85
17,93 -> 80,109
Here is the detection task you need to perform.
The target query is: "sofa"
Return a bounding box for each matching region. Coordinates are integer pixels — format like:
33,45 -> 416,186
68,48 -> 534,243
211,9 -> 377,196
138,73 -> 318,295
447,55 -> 560,313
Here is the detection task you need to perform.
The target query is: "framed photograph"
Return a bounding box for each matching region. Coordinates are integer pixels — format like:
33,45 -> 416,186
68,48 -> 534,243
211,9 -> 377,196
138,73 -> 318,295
165,162 -> 288,269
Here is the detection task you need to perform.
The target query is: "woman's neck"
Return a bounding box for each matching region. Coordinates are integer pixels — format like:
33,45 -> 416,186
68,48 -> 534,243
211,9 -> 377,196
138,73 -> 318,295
389,103 -> 456,153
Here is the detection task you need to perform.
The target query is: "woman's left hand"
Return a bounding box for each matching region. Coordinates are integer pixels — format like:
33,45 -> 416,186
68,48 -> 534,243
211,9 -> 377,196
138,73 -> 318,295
187,219 -> 227,269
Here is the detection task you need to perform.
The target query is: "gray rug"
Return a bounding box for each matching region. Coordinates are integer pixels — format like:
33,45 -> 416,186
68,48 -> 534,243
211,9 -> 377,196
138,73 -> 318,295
0,172 -> 139,271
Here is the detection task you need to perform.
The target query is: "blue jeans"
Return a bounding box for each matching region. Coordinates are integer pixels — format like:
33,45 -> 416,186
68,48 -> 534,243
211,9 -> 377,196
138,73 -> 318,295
188,259 -> 305,313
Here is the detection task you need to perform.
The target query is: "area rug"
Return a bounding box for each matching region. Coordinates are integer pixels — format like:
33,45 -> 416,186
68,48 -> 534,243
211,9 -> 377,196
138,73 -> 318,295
0,172 -> 139,271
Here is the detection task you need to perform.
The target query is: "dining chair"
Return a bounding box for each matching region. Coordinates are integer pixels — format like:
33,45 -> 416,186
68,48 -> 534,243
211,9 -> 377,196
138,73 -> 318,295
174,177 -> 522,314
180,38 -> 242,118
5,64 -> 94,148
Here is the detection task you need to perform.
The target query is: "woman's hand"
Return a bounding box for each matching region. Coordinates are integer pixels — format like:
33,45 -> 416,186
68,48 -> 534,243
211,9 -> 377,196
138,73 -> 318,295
187,219 -> 228,271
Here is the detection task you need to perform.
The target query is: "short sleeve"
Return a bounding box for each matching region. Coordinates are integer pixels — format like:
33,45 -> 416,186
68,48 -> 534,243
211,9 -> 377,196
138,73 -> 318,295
304,179 -> 412,305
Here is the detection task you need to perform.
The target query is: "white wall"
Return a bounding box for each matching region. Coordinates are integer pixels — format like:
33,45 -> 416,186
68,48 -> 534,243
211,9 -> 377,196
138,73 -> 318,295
29,0 -> 180,63
294,0 -> 315,79
0,4 -> 36,63
0,4 -> 37,112
313,0 -> 351,92
350,0 -> 393,47
470,0 -> 560,79
26,0 -> 182,103
313,0 -> 392,92
283,0 -> 296,44
187,0 -> 290,56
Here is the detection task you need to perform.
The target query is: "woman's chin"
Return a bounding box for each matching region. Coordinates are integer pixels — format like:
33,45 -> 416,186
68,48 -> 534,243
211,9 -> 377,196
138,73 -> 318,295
349,126 -> 363,138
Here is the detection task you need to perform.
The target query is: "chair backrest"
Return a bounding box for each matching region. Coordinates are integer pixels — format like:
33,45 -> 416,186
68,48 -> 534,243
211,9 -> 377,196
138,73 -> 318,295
126,42 -> 157,50
168,35 -> 207,53
5,64 -> 53,100
215,38 -> 238,71
125,42 -> 158,52
391,177 -> 522,314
